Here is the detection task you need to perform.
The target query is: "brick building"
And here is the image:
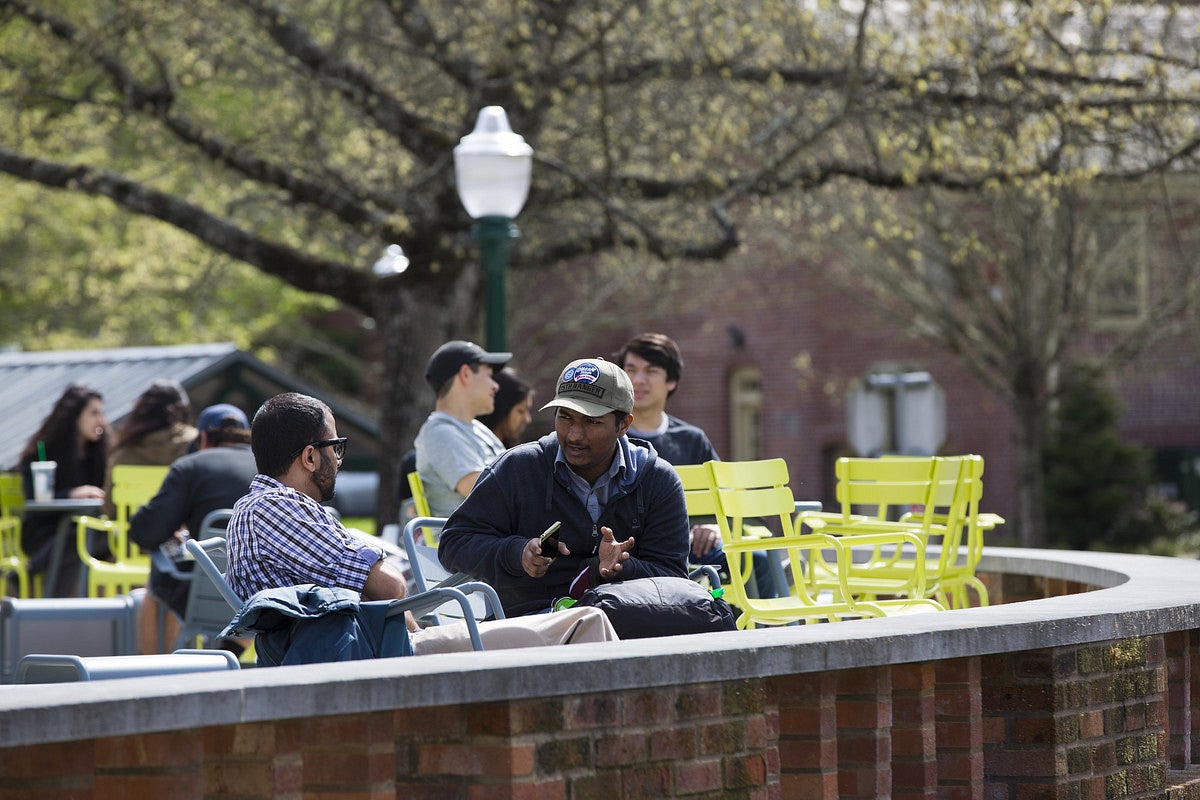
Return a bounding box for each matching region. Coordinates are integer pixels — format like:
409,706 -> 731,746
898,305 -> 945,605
507,211 -> 1200,535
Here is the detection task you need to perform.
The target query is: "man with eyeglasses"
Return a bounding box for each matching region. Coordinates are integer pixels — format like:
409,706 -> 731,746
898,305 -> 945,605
225,392 -> 617,660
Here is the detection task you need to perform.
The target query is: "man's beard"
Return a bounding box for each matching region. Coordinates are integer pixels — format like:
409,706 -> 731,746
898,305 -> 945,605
315,452 -> 338,503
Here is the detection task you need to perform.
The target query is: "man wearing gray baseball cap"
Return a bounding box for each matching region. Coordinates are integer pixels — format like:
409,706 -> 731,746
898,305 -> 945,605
438,357 -> 690,617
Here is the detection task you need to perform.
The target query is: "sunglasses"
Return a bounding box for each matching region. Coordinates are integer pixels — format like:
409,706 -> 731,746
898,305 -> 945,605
290,436 -> 348,462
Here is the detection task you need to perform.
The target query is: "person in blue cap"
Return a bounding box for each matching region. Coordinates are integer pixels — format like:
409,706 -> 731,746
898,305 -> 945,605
129,402 -> 257,652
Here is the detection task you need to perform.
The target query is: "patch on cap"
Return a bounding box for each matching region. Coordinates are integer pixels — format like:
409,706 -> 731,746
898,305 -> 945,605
563,362 -> 602,386
540,357 -> 634,417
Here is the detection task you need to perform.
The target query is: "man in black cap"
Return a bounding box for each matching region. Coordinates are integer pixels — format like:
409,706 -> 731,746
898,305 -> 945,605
129,403 -> 257,651
414,340 -> 511,516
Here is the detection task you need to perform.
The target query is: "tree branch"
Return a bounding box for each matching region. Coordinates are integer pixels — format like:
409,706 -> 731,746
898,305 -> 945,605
0,146 -> 377,311
237,0 -> 455,160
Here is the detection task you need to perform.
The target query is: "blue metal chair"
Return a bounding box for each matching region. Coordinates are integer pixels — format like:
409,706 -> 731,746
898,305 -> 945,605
185,537 -> 498,653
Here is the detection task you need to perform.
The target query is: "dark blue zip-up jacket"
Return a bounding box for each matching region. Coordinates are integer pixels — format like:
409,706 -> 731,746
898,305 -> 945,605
438,433 -> 689,616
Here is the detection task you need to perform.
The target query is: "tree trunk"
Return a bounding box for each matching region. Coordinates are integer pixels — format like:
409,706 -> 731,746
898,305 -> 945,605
1011,382 -> 1048,548
374,266 -> 481,529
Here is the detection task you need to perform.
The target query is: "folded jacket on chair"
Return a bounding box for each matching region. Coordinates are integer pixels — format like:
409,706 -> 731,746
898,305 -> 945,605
221,584 -> 414,666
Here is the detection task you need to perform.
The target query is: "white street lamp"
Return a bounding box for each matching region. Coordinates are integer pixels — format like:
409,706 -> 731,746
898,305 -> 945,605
452,106 -> 533,351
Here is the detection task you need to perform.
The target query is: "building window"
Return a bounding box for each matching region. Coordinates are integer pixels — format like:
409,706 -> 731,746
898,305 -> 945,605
729,366 -> 761,462
1088,210 -> 1147,326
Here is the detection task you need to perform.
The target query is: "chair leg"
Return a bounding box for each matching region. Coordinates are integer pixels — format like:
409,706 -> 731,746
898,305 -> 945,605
140,595 -> 180,654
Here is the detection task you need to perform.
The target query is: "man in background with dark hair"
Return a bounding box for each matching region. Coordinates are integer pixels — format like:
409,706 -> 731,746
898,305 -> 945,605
613,332 -> 718,467
614,332 -> 777,598
129,403 -> 257,652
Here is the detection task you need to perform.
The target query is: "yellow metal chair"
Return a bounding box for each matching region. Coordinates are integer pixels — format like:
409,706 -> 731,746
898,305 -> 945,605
407,471 -> 431,517
796,456 -> 999,609
893,456 -> 1004,608
674,464 -> 715,516
0,473 -> 39,598
674,463 -> 780,596
406,471 -> 439,546
0,473 -> 24,519
74,465 -> 168,598
703,458 -> 894,628
797,455 -> 944,598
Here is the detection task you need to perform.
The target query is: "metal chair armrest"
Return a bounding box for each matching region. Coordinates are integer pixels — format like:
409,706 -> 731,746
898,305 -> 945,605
388,586 -> 485,651
688,564 -> 722,589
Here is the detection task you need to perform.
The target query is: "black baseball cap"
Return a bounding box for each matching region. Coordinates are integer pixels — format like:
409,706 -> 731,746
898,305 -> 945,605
425,340 -> 511,391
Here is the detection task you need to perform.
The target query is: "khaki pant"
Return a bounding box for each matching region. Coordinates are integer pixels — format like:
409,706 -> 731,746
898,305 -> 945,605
411,606 -> 617,655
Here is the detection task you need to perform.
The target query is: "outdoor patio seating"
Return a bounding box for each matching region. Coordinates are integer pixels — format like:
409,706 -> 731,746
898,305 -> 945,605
17,648 -> 239,683
696,459 -> 861,627
0,592 -> 140,683
398,517 -> 505,627
796,455 -> 1003,609
405,472 -> 439,545
673,463 -> 790,599
74,465 -> 167,597
186,536 -> 496,654
168,512 -> 242,652
0,473 -> 37,598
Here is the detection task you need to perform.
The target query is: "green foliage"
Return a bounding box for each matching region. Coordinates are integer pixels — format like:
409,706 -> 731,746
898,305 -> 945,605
0,175 -> 345,381
8,0 -> 1196,301
3,0 -> 1200,530
1120,492 -> 1200,558
1041,362 -> 1194,552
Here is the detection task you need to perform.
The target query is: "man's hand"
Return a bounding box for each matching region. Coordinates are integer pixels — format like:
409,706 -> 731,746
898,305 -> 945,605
597,526 -> 634,579
362,558 -> 420,631
522,536 -> 569,578
689,524 -> 722,558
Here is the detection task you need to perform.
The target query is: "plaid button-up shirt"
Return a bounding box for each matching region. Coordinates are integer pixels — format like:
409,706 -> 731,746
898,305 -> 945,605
225,474 -> 383,601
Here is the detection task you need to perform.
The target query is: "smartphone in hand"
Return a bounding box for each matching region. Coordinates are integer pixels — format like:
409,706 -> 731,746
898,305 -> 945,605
539,521 -> 562,558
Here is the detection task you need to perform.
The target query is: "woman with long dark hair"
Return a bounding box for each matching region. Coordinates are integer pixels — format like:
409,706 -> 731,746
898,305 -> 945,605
476,367 -> 535,448
102,379 -> 197,517
16,384 -> 109,594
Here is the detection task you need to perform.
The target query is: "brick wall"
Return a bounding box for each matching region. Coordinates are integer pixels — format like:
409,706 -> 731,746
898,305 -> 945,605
510,215 -> 1200,530
11,551 -> 1200,800
6,566 -> 1200,800
0,643 -> 1187,799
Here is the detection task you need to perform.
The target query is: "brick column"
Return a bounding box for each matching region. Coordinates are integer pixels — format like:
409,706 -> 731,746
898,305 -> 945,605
397,700 -> 542,799
981,637 -> 1167,799
94,728 -> 205,798
299,712 -> 396,798
772,671 -> 838,798
0,739 -> 96,800
935,656 -> 982,800
836,666 -> 892,799
1166,629 -> 1194,767
1191,629 -> 1200,765
891,661 -> 936,800
203,720 -> 303,800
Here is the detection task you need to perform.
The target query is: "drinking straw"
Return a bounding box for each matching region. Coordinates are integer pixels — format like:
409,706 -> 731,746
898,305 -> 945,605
37,441 -> 45,461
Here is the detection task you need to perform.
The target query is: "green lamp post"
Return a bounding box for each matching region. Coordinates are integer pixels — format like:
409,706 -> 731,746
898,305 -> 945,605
453,106 -> 533,353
